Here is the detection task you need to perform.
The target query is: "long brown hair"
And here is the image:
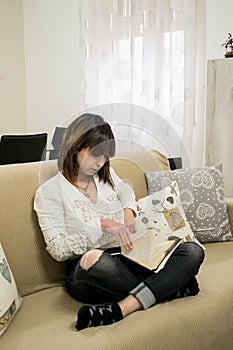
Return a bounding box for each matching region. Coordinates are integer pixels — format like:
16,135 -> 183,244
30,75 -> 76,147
58,113 -> 116,187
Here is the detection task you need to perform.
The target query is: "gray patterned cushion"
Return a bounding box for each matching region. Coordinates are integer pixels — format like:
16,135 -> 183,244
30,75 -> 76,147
145,163 -> 232,243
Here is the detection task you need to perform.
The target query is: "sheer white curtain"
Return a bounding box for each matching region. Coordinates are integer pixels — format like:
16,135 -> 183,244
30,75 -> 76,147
76,0 -> 206,166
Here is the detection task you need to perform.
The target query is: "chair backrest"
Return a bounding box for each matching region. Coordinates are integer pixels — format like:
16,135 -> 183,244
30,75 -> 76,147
168,157 -> 182,170
0,133 -> 48,165
49,127 -> 66,160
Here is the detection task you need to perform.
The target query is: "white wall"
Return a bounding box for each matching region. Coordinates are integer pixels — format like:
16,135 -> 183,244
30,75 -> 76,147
206,0 -> 233,59
23,0 -> 82,142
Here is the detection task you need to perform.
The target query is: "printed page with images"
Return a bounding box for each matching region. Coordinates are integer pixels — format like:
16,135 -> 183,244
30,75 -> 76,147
121,228 -> 182,270
121,188 -> 193,270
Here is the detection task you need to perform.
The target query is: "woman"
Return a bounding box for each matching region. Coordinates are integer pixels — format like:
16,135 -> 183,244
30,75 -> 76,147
34,113 -> 204,331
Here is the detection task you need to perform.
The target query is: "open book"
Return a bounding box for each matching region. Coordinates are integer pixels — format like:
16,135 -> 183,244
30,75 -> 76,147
120,182 -> 195,270
121,229 -> 186,270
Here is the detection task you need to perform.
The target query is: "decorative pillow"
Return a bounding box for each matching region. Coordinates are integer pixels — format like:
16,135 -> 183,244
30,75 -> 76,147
145,163 -> 233,243
135,181 -> 203,271
0,243 -> 22,336
137,180 -> 197,242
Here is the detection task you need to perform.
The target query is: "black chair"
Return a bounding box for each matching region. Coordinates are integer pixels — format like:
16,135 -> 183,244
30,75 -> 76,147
49,127 -> 66,160
0,133 -> 48,165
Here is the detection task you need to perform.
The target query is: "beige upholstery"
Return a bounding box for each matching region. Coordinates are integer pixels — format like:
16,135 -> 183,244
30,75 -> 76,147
0,161 -> 64,297
0,151 -> 232,349
111,150 -> 170,200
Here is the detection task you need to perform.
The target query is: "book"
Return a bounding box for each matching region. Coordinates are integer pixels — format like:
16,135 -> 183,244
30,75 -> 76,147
120,183 -> 195,270
121,228 -> 184,270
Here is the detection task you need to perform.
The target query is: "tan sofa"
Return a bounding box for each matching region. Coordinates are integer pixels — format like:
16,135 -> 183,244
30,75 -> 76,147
0,150 -> 233,350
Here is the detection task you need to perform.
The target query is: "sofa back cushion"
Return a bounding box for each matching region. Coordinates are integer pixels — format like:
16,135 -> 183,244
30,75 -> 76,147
0,161 -> 64,297
0,150 -> 170,296
111,150 -> 170,200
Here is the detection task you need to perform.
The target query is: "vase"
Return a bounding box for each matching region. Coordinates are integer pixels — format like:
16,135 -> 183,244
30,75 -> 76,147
224,51 -> 233,58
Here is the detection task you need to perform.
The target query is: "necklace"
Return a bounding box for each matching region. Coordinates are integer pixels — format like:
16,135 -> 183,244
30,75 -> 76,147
74,176 -> 92,197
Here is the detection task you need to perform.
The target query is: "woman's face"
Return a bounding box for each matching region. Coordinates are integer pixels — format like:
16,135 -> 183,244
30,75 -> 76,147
76,147 -> 106,176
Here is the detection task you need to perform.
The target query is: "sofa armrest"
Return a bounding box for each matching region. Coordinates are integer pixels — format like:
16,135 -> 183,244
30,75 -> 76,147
225,197 -> 233,236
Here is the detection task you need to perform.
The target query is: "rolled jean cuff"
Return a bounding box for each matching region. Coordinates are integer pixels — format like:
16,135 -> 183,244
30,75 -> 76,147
129,282 -> 156,309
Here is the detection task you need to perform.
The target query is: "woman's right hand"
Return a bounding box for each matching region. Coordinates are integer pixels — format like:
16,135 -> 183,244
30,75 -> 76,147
100,219 -> 133,250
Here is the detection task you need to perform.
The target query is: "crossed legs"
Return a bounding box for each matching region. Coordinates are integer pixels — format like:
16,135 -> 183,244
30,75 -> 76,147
66,243 -> 204,330
76,249 -> 142,330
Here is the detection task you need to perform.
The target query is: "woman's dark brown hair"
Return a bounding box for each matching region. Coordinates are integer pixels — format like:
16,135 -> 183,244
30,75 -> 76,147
58,113 -> 116,187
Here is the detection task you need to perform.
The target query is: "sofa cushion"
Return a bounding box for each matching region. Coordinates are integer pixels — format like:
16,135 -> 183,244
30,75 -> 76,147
0,161 -> 66,297
111,150 -> 170,200
0,242 -> 22,336
0,242 -> 232,350
0,150 -> 169,297
145,163 -> 232,243
225,197 -> 233,235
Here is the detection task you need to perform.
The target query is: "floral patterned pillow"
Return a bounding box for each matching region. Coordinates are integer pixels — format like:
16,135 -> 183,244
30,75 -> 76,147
145,163 -> 233,243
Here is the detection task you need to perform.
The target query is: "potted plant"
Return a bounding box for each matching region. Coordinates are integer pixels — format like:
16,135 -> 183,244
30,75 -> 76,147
222,32 -> 233,58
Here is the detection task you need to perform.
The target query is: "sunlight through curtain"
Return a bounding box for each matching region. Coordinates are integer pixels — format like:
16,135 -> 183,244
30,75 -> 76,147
76,0 -> 205,166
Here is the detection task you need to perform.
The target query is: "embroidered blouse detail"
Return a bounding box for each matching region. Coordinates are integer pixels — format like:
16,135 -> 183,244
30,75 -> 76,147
34,168 -> 136,261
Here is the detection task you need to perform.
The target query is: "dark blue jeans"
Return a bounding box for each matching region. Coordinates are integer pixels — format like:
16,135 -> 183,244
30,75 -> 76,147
65,242 -> 204,306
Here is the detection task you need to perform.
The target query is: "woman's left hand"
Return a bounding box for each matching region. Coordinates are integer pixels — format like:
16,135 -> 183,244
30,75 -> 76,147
124,208 -> 136,234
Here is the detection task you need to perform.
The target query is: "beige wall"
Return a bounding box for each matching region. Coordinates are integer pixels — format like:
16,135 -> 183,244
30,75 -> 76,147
0,0 -> 26,134
1,0 -> 233,137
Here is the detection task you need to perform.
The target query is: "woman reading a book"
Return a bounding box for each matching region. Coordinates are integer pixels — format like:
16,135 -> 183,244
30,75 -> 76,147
34,113 -> 205,331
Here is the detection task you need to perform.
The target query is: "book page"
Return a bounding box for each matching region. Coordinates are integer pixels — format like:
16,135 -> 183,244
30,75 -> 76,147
120,183 -> 196,270
121,201 -> 191,270
121,229 -> 181,270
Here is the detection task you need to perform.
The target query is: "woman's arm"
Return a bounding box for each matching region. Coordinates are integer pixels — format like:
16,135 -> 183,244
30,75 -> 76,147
110,168 -> 137,214
100,218 -> 133,250
34,184 -> 94,262
99,169 -> 137,249
124,207 -> 136,233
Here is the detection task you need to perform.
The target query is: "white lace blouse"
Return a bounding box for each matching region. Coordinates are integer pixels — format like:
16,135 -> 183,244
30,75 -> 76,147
34,168 -> 137,261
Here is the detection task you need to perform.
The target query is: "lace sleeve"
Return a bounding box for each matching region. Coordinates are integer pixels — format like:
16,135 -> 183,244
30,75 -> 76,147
45,231 -> 89,262
110,168 -> 137,213
34,184 -> 93,262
